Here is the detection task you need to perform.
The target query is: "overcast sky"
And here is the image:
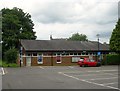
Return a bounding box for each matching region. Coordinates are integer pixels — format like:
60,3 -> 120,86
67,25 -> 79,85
0,0 -> 119,43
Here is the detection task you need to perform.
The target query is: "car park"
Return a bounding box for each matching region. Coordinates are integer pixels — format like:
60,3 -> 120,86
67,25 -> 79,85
78,58 -> 101,67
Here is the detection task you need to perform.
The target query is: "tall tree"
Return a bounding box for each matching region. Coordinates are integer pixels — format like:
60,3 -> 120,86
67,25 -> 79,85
1,7 -> 36,50
68,33 -> 88,41
2,7 -> 36,57
110,19 -> 120,52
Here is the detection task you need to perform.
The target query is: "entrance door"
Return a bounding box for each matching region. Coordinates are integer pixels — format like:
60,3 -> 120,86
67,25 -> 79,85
26,57 -> 31,66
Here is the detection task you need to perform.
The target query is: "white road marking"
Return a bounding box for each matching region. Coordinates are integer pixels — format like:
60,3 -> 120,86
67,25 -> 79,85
87,70 -> 118,72
39,66 -> 44,69
102,82 -> 118,85
62,69 -> 118,74
1,67 -> 5,75
58,72 -> 120,90
68,66 -> 74,68
89,77 -> 118,81
74,73 -> 118,77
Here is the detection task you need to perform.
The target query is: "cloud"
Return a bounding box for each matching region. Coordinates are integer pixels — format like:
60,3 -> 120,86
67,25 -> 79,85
31,1 -> 118,25
0,0 -> 119,43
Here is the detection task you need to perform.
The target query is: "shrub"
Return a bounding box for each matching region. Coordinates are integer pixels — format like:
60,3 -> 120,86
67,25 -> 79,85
103,54 -> 120,65
2,61 -> 19,67
4,48 -> 18,63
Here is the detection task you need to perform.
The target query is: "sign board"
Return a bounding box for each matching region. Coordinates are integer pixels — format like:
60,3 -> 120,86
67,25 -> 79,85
97,52 -> 101,55
37,56 -> 43,64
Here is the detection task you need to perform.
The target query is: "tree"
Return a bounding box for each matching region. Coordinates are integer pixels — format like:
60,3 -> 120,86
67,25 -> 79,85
68,33 -> 88,41
1,7 -> 37,60
110,19 -> 120,52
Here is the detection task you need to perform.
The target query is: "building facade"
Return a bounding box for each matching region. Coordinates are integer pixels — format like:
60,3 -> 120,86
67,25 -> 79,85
19,40 -> 109,66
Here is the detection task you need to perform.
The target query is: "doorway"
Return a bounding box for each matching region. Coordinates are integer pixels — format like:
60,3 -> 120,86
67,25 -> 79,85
26,57 -> 31,66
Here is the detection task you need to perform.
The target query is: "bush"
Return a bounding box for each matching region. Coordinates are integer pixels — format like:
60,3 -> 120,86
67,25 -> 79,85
1,60 -> 19,67
102,54 -> 120,65
4,48 -> 18,63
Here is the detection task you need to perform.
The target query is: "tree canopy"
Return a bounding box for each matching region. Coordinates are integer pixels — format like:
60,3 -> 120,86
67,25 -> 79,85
68,33 -> 88,41
1,7 -> 36,60
110,19 -> 120,52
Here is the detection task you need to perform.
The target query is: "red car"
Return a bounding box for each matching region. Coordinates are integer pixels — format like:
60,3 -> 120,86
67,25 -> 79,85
78,58 -> 101,67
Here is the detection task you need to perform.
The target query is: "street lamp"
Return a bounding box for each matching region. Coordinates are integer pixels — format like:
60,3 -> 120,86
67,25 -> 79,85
19,27 -> 23,67
96,34 -> 100,61
96,34 -> 100,51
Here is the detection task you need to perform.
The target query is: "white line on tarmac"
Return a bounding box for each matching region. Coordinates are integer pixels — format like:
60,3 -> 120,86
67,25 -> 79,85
102,82 -> 118,85
58,72 -> 120,90
39,66 -> 44,69
87,70 -> 118,72
73,73 -> 118,77
68,66 -> 74,68
89,77 -> 118,81
62,69 -> 118,74
1,67 -> 5,75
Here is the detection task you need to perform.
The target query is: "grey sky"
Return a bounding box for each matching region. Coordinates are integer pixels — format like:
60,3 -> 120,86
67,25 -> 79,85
0,0 -> 119,43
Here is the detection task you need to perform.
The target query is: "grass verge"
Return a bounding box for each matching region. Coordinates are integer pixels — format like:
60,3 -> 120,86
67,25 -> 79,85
0,60 -> 19,67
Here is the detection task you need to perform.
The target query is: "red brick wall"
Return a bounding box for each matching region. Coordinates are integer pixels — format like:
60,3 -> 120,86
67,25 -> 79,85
19,55 -> 99,66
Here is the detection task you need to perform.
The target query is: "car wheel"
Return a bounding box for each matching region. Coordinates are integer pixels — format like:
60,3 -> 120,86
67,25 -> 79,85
80,65 -> 82,67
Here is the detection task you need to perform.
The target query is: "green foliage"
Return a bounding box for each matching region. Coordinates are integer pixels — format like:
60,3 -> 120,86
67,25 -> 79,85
68,33 -> 88,41
0,60 -> 2,66
1,7 -> 36,61
1,60 -> 19,67
110,19 -> 120,52
102,54 -> 120,65
4,48 -> 18,63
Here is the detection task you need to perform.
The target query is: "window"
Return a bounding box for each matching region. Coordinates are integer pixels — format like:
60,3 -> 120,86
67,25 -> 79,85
78,53 -> 81,55
33,53 -> 37,56
26,53 -> 31,56
82,53 -> 85,55
74,53 -> 77,55
90,59 -> 95,62
57,53 -> 60,56
72,57 -> 80,62
70,53 -> 73,55
56,56 -> 62,63
66,53 -> 69,55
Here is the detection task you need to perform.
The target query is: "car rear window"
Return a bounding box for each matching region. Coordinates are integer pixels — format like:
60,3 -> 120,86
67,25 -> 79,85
80,59 -> 84,61
90,59 -> 95,62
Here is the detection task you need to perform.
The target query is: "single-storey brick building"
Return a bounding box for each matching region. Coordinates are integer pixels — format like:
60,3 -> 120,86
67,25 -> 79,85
19,39 -> 109,66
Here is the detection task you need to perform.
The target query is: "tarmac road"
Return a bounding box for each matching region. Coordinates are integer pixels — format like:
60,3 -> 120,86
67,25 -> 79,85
2,65 -> 119,90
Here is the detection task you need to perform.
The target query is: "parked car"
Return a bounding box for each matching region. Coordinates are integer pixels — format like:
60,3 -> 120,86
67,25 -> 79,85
78,58 -> 101,67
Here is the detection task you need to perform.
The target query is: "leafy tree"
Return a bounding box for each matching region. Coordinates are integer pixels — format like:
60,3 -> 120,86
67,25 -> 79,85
110,19 -> 120,52
68,33 -> 88,41
1,7 -> 37,60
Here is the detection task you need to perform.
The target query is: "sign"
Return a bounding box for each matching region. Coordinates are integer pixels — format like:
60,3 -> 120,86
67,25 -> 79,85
97,52 -> 101,55
38,56 -> 43,64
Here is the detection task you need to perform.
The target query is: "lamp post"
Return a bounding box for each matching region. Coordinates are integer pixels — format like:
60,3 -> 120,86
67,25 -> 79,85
19,28 -> 22,67
96,34 -> 100,61
96,34 -> 100,51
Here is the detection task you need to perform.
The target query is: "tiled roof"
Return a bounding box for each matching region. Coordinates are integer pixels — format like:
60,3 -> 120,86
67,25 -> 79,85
21,39 -> 109,52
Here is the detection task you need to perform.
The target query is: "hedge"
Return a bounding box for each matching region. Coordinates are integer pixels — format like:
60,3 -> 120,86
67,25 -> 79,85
102,54 -> 120,65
